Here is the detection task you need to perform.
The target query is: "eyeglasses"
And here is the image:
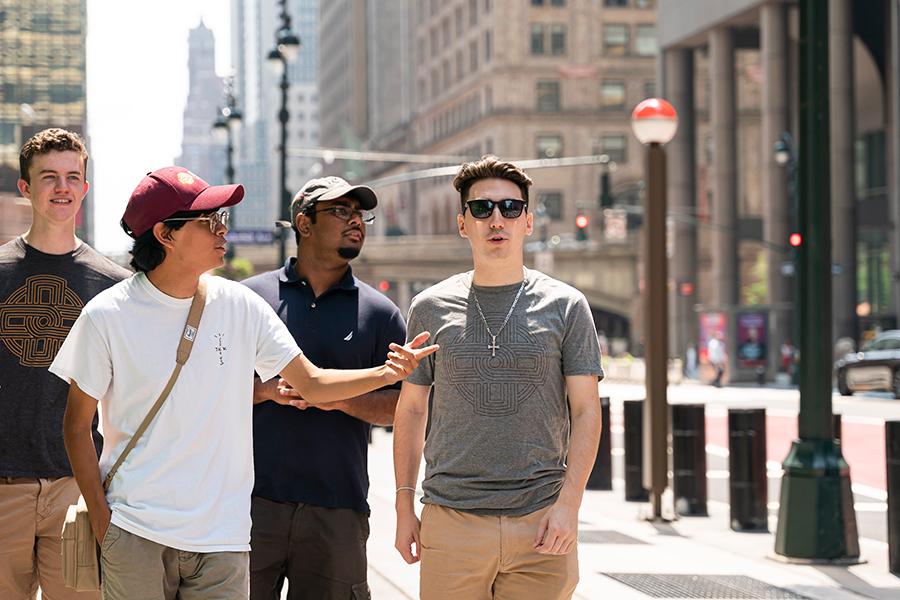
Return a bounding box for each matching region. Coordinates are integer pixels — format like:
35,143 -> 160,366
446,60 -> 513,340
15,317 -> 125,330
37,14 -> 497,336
164,209 -> 229,233
465,198 -> 527,219
309,205 -> 376,224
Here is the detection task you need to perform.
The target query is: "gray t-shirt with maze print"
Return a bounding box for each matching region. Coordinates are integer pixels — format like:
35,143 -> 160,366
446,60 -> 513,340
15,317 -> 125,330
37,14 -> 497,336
405,268 -> 603,516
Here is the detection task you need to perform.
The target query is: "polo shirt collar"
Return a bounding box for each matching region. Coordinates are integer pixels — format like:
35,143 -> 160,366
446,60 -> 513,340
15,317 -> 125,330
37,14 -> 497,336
278,257 -> 358,292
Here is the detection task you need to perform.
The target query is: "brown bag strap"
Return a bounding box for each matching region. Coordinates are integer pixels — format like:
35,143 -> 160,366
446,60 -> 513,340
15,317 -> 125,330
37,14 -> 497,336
102,278 -> 208,491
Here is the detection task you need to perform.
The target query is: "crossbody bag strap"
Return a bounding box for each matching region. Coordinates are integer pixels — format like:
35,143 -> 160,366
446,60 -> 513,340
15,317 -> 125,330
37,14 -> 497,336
102,277 -> 208,491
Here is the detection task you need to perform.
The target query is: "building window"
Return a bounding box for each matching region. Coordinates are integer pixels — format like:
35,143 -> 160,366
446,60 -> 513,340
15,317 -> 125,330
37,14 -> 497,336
418,78 -> 427,102
604,0 -> 628,6
470,0 -> 478,24
550,24 -> 566,55
600,80 -> 626,110
455,6 -> 463,35
644,80 -> 656,98
603,24 -> 629,56
430,28 -> 439,58
530,24 -> 545,55
536,80 -> 560,111
431,69 -> 440,97
485,30 -> 493,61
531,0 -> 544,5
551,0 -> 565,5
470,40 -> 479,71
485,0 -> 492,13
601,134 -> 628,163
539,191 -> 563,220
443,60 -> 451,88
635,0 -> 654,7
456,50 -> 465,80
634,24 -> 658,56
536,134 -> 563,159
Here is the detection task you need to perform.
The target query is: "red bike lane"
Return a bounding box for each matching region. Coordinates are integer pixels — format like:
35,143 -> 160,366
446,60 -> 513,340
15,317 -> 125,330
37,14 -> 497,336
705,413 -> 886,492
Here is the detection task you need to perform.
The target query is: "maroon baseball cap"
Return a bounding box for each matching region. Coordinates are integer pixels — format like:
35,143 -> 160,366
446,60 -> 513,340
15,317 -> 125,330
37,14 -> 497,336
120,167 -> 244,238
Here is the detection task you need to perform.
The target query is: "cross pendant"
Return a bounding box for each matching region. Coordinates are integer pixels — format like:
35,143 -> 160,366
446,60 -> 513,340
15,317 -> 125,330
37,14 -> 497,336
488,335 -> 500,357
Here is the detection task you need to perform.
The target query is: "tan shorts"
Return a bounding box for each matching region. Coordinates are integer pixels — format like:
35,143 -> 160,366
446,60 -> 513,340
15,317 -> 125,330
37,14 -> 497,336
100,524 -> 249,600
0,475 -> 97,600
419,503 -> 578,600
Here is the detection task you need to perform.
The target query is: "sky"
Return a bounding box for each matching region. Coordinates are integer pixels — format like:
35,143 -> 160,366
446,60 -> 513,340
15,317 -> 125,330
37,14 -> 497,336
86,0 -> 232,253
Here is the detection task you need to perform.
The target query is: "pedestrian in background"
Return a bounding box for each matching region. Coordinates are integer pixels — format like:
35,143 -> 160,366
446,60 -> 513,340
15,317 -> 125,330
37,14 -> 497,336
51,167 -> 435,599
393,155 -> 603,600
243,177 -> 406,600
0,128 -> 130,600
708,332 -> 726,387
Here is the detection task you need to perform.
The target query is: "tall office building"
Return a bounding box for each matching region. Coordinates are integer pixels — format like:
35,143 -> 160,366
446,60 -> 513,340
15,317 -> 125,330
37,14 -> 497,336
231,0 -> 320,234
174,21 -> 226,186
0,0 -> 89,242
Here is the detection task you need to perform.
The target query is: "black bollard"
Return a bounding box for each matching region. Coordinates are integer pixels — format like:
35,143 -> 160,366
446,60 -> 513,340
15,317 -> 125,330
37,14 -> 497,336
623,399 -> 649,501
672,403 -> 708,516
833,413 -> 842,442
728,408 -> 768,531
887,421 -> 900,574
587,397 -> 612,490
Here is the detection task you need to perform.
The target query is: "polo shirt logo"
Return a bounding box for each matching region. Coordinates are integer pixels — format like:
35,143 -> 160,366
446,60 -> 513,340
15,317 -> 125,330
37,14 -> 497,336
343,331 -> 353,341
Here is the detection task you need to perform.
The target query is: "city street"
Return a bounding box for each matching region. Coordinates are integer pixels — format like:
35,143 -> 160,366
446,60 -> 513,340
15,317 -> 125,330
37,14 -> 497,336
603,380 -> 899,544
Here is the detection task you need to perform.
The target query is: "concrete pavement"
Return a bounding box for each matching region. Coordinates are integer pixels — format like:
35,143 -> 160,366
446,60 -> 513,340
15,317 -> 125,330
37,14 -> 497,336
360,426 -> 900,599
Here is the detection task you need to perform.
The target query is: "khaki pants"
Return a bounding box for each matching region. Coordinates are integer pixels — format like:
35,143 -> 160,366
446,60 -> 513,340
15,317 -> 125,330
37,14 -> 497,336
100,524 -> 249,600
0,476 -> 97,600
419,503 -> 578,600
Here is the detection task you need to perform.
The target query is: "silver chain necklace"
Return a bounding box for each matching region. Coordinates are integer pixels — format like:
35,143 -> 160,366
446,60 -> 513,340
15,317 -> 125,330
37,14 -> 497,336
470,270 -> 527,357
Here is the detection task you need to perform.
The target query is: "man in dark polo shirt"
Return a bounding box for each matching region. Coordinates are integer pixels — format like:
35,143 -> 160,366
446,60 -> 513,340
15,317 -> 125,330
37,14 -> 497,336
242,176 -> 406,600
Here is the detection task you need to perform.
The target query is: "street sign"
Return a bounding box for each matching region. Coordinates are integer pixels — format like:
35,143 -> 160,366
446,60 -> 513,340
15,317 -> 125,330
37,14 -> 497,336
226,230 -> 275,244
603,208 -> 627,241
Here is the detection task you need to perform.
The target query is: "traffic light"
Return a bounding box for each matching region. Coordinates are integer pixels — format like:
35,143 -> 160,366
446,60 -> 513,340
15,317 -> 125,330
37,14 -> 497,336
599,171 -> 613,208
789,233 -> 802,247
575,213 -> 589,241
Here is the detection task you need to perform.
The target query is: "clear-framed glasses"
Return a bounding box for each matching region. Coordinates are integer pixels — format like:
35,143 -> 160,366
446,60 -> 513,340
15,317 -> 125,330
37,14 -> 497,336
465,198 -> 527,219
164,209 -> 230,233
310,205 -> 376,224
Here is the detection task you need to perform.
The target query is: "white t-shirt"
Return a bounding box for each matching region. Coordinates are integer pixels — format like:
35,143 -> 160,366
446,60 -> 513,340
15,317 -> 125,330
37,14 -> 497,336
50,273 -> 301,552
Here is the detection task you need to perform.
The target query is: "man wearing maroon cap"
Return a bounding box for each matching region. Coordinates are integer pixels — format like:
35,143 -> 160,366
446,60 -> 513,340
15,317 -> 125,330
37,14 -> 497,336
50,167 -> 437,599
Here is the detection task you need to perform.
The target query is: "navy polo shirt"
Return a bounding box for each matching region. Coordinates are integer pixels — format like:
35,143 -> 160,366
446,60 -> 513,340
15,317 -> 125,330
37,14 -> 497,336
242,259 -> 406,513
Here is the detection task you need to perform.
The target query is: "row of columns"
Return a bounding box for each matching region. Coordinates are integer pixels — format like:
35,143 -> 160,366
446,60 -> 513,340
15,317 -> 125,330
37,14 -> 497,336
664,0 -> 858,372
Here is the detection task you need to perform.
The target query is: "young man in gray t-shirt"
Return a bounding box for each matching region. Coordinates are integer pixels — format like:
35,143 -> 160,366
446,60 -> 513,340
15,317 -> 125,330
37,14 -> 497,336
393,155 -> 603,600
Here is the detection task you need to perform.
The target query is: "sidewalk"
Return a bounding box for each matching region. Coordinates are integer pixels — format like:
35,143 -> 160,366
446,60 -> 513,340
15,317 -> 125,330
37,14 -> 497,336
362,428 -> 900,599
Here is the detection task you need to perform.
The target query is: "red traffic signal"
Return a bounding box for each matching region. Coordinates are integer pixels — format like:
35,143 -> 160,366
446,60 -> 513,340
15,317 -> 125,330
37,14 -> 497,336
575,214 -> 589,229
378,280 -> 390,293
789,233 -> 802,247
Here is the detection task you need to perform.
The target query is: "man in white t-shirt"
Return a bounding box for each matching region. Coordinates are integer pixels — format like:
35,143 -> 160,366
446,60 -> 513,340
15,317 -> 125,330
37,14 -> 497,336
50,167 -> 436,600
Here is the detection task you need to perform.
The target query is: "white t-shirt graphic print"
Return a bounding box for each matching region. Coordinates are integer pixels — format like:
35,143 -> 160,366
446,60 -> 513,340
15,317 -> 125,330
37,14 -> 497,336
50,273 -> 301,552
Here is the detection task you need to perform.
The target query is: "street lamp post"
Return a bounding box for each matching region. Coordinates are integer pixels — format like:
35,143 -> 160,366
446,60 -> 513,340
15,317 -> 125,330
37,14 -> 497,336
267,0 -> 301,266
213,76 -> 242,260
774,0 -> 859,561
631,98 -> 678,521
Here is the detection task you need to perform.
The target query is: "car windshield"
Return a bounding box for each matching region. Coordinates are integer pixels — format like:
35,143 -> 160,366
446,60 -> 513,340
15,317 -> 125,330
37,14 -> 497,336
865,337 -> 900,351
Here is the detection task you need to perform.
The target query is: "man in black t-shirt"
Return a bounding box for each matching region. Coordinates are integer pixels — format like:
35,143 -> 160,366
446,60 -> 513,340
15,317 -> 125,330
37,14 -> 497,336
0,129 -> 130,599
243,176 -> 405,600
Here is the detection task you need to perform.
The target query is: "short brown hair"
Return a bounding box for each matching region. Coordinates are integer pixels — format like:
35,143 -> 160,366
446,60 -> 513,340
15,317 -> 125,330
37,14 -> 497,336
19,128 -> 88,183
452,155 -> 533,212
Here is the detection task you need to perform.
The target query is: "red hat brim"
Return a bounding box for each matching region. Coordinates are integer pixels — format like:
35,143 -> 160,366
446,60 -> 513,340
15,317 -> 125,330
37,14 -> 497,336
188,183 -> 244,212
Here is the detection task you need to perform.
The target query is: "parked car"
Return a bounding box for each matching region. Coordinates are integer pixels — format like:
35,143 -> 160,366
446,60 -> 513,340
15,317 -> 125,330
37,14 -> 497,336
834,330 -> 900,398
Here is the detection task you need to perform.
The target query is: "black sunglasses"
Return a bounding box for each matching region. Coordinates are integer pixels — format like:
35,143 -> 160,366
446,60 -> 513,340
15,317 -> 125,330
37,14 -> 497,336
465,198 -> 527,219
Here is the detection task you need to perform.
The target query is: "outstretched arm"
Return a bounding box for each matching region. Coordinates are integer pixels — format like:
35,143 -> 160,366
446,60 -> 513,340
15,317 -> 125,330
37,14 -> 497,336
278,332 -> 437,404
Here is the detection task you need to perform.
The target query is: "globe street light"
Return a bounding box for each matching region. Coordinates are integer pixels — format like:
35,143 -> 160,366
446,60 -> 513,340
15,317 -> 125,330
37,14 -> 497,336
212,76 -> 242,261
631,97 -> 678,521
268,0 -> 301,266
